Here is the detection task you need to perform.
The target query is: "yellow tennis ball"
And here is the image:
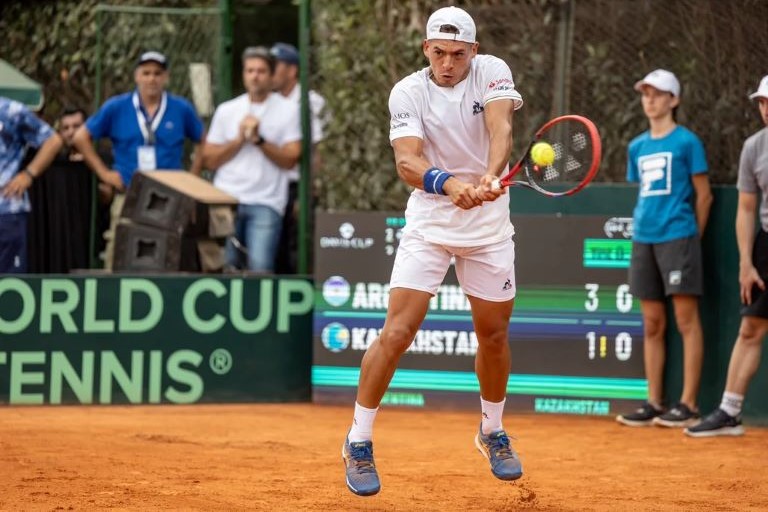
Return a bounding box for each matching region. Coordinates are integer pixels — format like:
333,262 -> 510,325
531,142 -> 555,166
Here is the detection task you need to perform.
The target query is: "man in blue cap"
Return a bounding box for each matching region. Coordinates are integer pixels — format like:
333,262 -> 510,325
270,42 -> 327,273
73,50 -> 205,270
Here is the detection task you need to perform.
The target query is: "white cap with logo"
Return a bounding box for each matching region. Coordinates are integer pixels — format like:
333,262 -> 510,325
749,75 -> 768,101
634,69 -> 680,97
426,6 -> 476,44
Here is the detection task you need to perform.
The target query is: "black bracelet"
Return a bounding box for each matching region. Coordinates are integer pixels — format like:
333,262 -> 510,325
22,168 -> 36,180
254,135 -> 266,146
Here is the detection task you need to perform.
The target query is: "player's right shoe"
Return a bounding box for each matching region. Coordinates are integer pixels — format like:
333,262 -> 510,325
684,408 -> 745,438
474,427 -> 523,481
341,436 -> 381,496
616,402 -> 663,426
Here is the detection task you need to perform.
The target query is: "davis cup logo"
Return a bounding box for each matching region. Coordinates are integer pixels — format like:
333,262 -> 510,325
323,275 -> 351,307
321,322 -> 351,353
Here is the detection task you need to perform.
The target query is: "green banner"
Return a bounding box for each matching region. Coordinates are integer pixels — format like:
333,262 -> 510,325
0,276 -> 313,405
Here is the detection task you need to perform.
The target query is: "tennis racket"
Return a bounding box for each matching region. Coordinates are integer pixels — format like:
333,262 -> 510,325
492,114 -> 601,197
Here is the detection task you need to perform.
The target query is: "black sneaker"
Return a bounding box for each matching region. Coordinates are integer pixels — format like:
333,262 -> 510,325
684,409 -> 745,438
616,402 -> 663,427
652,402 -> 700,428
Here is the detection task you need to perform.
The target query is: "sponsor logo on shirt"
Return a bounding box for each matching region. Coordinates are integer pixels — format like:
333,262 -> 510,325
393,112 -> 411,120
638,152 -> 672,196
488,78 -> 514,90
472,101 -> 484,115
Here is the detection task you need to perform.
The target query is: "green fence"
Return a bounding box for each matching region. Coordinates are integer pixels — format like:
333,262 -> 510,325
0,276 -> 313,405
509,184 -> 768,421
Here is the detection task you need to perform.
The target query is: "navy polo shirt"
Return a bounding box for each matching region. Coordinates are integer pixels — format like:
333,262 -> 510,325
85,91 -> 204,185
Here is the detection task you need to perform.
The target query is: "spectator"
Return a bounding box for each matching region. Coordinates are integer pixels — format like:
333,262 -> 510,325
0,96 -> 63,273
616,69 -> 713,429
73,51 -> 205,270
685,75 -> 768,437
203,46 -> 301,273
27,106 -> 112,273
270,42 -> 327,274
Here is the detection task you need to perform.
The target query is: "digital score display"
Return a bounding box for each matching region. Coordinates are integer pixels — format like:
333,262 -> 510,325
313,212 -> 646,416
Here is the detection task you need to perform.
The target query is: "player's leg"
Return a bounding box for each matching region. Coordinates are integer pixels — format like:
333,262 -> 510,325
355,287 -> 433,410
653,236 -> 704,427
455,237 -> 522,481
342,232 -> 450,496
686,316 -> 768,437
617,241 -> 666,426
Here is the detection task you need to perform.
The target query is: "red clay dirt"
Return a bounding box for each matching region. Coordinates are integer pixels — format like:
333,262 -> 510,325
0,403 -> 765,511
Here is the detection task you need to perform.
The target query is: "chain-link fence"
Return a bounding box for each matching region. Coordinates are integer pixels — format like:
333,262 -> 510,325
314,0 -> 768,210
94,4 -> 224,118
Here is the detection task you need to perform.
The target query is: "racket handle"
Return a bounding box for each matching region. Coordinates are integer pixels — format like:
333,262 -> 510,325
491,178 -> 501,191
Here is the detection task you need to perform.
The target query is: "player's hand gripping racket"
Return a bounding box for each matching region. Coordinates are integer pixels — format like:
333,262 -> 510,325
492,115 -> 602,197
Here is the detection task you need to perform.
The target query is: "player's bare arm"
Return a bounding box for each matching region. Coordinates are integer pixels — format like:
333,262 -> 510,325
736,191 -> 764,304
392,136 -> 482,210
477,99 -> 514,201
692,173 -> 713,235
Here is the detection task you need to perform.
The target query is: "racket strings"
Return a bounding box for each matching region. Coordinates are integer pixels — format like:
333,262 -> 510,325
528,120 -> 595,189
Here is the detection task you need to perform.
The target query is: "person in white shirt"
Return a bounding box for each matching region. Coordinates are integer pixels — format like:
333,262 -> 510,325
270,42 -> 327,273
203,47 -> 301,272
341,6 -> 524,497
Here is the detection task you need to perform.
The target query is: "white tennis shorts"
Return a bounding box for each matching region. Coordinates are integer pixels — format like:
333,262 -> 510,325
389,231 -> 516,302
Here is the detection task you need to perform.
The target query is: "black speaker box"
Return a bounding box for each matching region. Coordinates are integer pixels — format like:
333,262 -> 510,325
121,171 -> 237,238
113,221 -> 226,273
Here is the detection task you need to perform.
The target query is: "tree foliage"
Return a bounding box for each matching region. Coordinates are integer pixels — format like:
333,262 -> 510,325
313,0 -> 768,211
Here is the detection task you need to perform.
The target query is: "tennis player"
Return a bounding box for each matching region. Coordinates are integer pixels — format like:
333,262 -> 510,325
616,69 -> 713,428
685,75 -> 768,437
341,6 -> 524,496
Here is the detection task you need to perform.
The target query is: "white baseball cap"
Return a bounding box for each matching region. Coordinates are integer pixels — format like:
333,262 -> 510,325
749,75 -> 768,100
634,69 -> 680,97
426,6 -> 476,44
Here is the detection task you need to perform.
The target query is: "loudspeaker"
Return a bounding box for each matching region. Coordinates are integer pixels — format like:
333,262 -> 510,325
121,171 -> 237,238
113,221 -> 226,273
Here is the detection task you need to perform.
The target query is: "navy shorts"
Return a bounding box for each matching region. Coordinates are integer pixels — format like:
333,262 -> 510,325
0,212 -> 28,273
629,235 -> 703,300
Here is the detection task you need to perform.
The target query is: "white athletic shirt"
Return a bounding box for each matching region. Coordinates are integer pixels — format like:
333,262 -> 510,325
389,54 -> 523,246
284,84 -> 327,182
208,93 -> 301,214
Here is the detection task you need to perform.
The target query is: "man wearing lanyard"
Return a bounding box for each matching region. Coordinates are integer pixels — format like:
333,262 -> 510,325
73,51 -> 205,270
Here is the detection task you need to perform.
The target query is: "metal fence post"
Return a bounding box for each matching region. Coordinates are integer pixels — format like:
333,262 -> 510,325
298,0 -> 312,275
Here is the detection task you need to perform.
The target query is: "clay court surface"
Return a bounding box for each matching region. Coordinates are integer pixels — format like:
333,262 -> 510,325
0,404 -> 766,511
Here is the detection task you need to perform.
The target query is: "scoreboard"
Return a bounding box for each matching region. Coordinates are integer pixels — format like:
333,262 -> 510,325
313,211 -> 646,416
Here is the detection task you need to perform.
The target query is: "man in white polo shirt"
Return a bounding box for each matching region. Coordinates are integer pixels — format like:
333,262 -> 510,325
341,6 -> 524,497
203,47 -> 301,272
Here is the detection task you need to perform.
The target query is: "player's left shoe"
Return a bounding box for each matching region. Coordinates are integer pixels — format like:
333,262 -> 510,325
341,436 -> 381,496
652,402 -> 700,428
474,427 -> 523,481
